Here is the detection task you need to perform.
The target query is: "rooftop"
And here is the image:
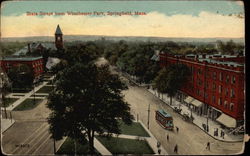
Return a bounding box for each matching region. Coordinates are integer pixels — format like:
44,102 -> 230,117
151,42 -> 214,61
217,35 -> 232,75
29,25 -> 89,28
55,24 -> 63,35
1,56 -> 43,61
157,109 -> 172,118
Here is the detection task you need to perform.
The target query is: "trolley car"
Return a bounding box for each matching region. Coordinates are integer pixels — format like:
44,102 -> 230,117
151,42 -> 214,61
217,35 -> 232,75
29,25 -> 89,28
155,109 -> 174,130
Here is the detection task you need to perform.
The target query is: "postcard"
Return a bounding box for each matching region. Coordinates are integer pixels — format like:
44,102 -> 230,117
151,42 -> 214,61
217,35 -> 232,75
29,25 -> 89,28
0,0 -> 247,155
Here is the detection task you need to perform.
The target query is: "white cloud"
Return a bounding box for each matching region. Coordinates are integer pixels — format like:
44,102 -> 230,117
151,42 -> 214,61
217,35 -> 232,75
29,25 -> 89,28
1,11 -> 244,38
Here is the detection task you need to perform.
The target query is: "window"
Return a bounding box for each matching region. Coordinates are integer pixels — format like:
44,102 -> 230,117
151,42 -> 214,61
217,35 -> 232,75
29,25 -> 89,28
198,68 -> 202,75
212,96 -> 215,104
219,85 -> 222,93
205,93 -> 208,99
213,72 -> 217,80
212,83 -> 216,91
231,88 -> 235,98
197,89 -> 200,96
230,103 -> 234,111
231,76 -> 236,84
225,88 -> 229,96
224,101 -> 228,108
219,72 -> 223,81
226,75 -> 230,83
6,63 -> 11,68
205,81 -> 209,89
218,98 -> 222,105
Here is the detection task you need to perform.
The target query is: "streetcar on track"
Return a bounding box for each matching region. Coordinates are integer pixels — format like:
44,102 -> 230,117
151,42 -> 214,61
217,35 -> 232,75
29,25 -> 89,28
155,109 -> 174,130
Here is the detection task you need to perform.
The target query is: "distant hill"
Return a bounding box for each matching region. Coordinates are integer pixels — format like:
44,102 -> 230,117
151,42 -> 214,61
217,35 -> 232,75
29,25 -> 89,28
1,35 -> 244,44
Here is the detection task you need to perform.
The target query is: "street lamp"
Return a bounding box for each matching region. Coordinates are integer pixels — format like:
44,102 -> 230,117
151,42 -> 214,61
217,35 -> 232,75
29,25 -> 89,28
147,103 -> 150,129
1,72 -> 7,119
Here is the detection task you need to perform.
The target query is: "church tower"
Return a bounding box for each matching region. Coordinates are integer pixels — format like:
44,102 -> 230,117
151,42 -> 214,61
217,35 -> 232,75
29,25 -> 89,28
55,25 -> 63,49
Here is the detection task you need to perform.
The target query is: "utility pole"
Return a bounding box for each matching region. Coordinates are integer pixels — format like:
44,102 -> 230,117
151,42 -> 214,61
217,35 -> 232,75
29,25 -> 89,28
33,83 -> 36,105
147,103 -> 150,129
53,138 -> 56,154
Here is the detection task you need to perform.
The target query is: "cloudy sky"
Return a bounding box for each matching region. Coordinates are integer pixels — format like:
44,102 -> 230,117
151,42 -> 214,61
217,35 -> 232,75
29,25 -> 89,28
1,0 -> 244,38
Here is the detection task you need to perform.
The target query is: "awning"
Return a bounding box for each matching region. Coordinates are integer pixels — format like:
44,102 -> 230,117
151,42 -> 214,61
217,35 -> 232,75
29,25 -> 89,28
184,96 -> 194,103
211,107 -> 222,113
191,99 -> 203,107
216,113 -> 236,128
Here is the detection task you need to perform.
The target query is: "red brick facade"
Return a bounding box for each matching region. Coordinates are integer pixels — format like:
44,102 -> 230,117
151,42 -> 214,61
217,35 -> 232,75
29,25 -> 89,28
159,53 -> 245,121
0,57 -> 44,83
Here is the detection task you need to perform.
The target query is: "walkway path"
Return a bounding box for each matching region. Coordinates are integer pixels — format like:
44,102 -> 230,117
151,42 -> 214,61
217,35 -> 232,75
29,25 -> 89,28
94,120 -> 167,155
2,75 -> 55,112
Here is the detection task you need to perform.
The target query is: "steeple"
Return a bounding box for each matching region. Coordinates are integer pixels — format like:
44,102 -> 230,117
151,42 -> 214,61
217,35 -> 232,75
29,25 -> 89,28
55,25 -> 63,49
55,25 -> 63,35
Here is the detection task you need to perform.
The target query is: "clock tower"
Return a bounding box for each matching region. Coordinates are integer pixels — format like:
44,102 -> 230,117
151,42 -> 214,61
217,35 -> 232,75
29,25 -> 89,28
55,25 -> 63,49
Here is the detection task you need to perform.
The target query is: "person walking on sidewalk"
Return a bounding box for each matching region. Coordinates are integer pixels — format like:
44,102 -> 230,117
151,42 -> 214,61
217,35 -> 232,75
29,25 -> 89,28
176,126 -> 179,133
174,144 -> 178,153
206,142 -> 210,150
167,134 -> 169,141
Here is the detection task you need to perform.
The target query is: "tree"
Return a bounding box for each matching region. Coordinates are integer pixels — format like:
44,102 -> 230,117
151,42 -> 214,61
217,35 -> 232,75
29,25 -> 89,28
153,64 -> 190,105
47,63 -> 133,154
7,63 -> 34,89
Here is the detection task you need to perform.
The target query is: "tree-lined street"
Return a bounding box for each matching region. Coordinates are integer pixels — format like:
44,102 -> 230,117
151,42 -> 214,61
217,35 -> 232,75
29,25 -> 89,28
122,85 -> 243,155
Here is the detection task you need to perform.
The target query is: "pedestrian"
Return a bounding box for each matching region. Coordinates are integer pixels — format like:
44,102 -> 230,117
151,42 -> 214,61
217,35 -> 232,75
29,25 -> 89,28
206,142 -> 210,150
222,131 -> 225,139
176,126 -> 179,133
167,134 -> 169,141
174,144 -> 178,153
157,141 -> 161,148
158,148 -> 161,154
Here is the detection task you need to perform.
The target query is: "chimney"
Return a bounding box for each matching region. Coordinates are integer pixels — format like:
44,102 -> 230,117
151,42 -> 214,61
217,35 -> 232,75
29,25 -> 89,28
28,43 -> 31,53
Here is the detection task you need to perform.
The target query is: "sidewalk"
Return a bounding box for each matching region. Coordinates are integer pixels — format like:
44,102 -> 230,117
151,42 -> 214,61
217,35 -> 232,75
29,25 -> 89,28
93,120 -> 167,155
147,88 -> 244,142
2,81 -> 50,111
1,118 -> 15,133
1,75 -> 55,133
116,69 -> 244,142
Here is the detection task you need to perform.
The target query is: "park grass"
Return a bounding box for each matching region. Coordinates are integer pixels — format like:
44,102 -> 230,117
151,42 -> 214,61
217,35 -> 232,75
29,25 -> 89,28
13,99 -> 42,111
12,94 -> 25,97
1,98 -> 19,107
36,86 -> 53,93
119,120 -> 150,137
30,94 -> 47,97
12,88 -> 32,93
96,136 -> 154,154
57,137 -> 99,155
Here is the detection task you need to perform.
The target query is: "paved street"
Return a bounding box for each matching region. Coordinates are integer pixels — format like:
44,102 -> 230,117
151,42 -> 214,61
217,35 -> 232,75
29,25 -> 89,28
1,58 -> 245,155
122,85 -> 244,155
1,92 -> 65,155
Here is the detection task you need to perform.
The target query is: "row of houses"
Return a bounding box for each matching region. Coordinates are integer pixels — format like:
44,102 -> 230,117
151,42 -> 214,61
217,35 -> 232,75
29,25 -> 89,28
158,52 -> 245,129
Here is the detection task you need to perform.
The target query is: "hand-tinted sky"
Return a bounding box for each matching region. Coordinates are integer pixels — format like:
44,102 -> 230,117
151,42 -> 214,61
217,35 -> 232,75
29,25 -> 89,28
1,1 -> 243,16
1,0 -> 244,38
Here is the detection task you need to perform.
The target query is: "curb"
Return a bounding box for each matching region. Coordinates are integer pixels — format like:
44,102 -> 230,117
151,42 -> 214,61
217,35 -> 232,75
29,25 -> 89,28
147,89 -> 244,143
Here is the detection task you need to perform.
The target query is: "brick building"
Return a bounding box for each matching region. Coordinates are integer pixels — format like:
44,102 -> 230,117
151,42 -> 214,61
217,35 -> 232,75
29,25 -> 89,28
0,25 -> 63,83
0,56 -> 44,83
159,52 -> 245,128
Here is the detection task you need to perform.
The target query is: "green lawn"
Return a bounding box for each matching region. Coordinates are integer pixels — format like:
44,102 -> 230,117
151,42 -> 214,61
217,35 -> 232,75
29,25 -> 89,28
57,137 -> 99,155
12,94 -> 25,96
96,136 -> 154,154
30,94 -> 47,97
1,98 -> 19,107
36,86 -> 53,93
13,99 -> 42,111
119,120 -> 150,137
12,88 -> 32,93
